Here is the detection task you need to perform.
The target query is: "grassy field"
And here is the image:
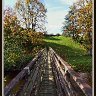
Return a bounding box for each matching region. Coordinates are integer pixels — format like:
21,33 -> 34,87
44,36 -> 92,73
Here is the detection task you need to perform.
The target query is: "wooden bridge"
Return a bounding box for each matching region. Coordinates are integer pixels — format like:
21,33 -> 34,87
4,47 -> 92,96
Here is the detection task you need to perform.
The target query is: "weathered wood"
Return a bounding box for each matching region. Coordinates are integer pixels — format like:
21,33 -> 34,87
51,61 -> 64,96
49,47 -> 92,96
4,48 -> 45,96
53,55 -> 74,96
37,50 -> 57,96
24,67 -> 39,96
49,48 -> 71,96
30,55 -> 44,96
54,54 -> 82,96
56,55 -> 92,96
18,54 -> 44,96
66,73 -> 86,96
17,65 -> 37,96
49,52 -> 64,96
4,47 -> 92,96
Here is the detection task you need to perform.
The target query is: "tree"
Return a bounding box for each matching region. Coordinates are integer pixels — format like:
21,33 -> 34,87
62,0 -> 92,55
15,0 -> 47,32
3,7 -> 24,71
3,7 -> 45,71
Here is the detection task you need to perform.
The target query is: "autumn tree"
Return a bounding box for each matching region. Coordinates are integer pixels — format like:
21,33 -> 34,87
15,0 -> 47,32
62,0 -> 92,55
4,7 -> 20,35
4,7 -> 45,71
3,7 -> 24,71
77,0 -> 92,54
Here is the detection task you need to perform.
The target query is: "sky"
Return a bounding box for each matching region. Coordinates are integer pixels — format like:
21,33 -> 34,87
3,0 -> 78,35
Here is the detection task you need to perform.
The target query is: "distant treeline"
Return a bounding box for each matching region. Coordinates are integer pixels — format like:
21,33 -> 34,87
44,33 -> 61,36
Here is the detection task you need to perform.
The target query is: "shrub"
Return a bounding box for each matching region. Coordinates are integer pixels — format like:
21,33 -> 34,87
4,8 -> 45,71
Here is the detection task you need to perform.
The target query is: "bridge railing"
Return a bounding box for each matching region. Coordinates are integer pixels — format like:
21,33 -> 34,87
4,48 -> 46,96
4,47 -> 92,96
49,47 -> 92,96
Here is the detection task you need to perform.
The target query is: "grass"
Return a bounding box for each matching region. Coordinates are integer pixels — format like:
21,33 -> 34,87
44,36 -> 92,73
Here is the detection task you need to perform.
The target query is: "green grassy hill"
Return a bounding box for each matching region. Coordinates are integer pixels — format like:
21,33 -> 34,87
44,36 -> 92,73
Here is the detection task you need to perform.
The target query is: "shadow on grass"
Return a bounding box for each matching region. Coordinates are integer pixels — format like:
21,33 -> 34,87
45,41 -> 92,72
44,36 -> 61,41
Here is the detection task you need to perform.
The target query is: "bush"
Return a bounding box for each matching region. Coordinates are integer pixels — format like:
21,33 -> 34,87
4,30 -> 44,71
4,8 -> 45,71
4,29 -> 44,71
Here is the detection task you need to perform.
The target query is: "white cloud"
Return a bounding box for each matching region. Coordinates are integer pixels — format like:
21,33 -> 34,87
3,0 -> 75,35
46,24 -> 63,34
60,0 -> 78,5
46,21 -> 64,34
3,0 -> 17,9
46,8 -> 67,34
45,0 -> 78,34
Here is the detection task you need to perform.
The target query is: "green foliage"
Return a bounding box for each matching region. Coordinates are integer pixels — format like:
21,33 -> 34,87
44,36 -> 92,72
62,0 -> 92,55
4,7 -> 45,71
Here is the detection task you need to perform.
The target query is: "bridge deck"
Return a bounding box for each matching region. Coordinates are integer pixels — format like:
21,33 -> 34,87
37,51 -> 57,96
4,47 -> 92,96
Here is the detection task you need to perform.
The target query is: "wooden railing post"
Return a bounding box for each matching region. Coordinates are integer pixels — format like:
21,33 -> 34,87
4,48 -> 45,96
49,47 -> 92,96
4,47 -> 92,96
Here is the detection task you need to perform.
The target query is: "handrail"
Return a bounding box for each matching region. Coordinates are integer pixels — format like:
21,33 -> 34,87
49,47 -> 92,96
4,48 -> 45,96
4,47 -> 92,96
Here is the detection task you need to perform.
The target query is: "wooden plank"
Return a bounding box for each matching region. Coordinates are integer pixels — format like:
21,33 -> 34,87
53,55 -> 74,96
49,47 -> 92,96
22,54 -> 44,96
54,54 -> 81,96
31,56 -> 44,96
51,50 -> 75,96
67,74 -> 86,96
52,61 -> 64,96
4,48 -> 45,96
55,54 -> 92,96
19,66 -> 40,96
24,67 -> 39,96
49,49 -> 72,96
37,50 -> 57,96
17,64 -> 38,96
49,52 -> 64,96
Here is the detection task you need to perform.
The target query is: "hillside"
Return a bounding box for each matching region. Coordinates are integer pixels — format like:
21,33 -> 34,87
44,36 -> 92,73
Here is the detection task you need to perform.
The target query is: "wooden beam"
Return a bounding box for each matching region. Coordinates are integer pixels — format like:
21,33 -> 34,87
4,48 -> 45,96
49,47 -> 92,96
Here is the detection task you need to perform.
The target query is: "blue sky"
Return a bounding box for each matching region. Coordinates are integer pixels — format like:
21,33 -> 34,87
3,0 -> 78,34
